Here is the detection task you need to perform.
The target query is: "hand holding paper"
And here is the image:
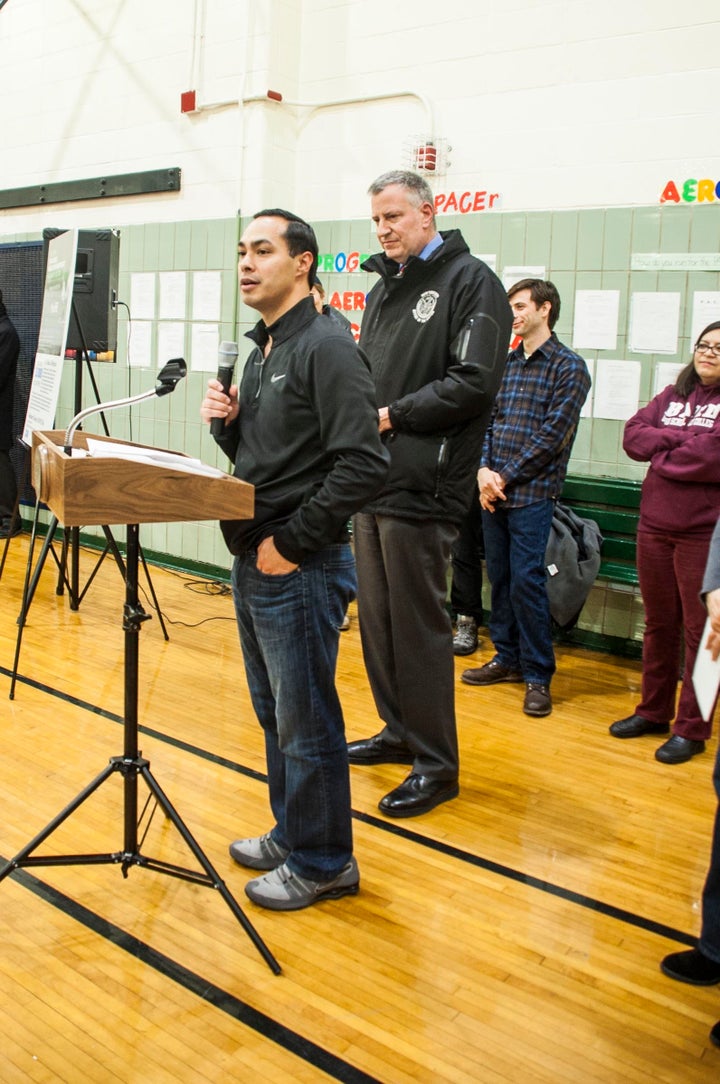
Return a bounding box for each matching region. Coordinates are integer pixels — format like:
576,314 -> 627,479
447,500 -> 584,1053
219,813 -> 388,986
693,589 -> 720,722
706,588 -> 720,662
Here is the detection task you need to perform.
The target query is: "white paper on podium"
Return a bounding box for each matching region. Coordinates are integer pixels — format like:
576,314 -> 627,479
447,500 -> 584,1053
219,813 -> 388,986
692,616 -> 720,722
84,438 -> 227,479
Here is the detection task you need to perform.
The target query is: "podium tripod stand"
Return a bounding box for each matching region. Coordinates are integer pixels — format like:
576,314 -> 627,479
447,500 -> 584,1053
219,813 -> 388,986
0,428 -> 280,975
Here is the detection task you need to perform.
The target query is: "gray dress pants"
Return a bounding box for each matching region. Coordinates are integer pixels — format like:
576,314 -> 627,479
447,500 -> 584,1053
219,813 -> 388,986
353,512 -> 459,780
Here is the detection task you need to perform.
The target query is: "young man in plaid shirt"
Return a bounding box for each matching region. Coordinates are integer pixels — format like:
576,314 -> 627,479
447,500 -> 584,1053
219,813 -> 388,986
461,279 -> 590,718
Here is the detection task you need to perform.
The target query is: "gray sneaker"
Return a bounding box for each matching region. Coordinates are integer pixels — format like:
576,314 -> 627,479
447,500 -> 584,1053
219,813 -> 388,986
244,857 -> 360,911
228,831 -> 290,870
453,615 -> 479,655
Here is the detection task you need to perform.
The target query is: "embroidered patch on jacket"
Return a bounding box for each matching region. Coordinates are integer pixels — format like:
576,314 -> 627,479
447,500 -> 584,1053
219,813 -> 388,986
412,290 -> 439,324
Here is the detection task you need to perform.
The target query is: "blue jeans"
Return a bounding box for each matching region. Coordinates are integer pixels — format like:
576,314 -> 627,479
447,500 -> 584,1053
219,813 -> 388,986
481,499 -> 556,685
231,543 -> 356,881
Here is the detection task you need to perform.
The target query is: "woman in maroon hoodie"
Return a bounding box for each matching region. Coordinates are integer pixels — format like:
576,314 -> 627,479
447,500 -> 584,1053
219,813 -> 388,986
609,320 -> 720,763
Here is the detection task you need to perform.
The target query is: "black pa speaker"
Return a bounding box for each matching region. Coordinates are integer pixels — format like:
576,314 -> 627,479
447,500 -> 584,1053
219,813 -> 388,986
42,228 -> 120,354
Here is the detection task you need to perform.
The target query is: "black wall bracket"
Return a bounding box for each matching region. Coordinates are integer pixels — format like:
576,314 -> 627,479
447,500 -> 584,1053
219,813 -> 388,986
0,167 -> 181,211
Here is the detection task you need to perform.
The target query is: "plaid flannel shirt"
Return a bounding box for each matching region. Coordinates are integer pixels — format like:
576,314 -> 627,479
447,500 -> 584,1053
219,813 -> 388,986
481,334 -> 591,508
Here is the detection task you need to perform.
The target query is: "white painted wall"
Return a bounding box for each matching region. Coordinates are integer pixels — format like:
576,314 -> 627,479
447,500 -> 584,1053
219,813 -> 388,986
1,0 -> 719,231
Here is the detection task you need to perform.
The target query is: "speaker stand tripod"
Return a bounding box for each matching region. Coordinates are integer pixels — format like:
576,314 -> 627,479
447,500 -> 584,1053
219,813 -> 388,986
0,522 -> 280,975
9,500 -> 167,700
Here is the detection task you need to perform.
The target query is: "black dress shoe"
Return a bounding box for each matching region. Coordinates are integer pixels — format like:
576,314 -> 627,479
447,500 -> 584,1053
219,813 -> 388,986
378,773 -> 459,818
347,733 -> 414,765
661,947 -> 720,986
609,714 -> 670,739
711,1020 -> 720,1049
654,735 -> 705,764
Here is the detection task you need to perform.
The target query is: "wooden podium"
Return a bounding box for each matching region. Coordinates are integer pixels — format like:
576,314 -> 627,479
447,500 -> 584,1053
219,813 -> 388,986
31,429 -> 255,526
0,432 -> 280,974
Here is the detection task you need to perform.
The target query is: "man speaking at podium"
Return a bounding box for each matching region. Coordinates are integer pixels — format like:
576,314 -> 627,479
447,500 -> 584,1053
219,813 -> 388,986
200,209 -> 388,912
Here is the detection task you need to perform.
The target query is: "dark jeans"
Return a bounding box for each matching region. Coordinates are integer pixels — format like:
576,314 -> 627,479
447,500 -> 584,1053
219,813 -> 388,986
635,529 -> 712,741
450,488 -> 484,623
699,747 -> 720,964
231,543 -> 356,881
482,498 -> 556,685
353,513 -> 459,780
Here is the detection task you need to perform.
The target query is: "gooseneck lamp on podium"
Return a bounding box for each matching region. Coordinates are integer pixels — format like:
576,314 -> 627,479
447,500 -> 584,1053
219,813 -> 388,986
0,362 -> 280,975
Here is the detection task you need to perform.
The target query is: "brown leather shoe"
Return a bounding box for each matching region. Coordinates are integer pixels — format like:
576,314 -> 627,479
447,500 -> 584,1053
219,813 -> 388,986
461,659 -> 523,686
523,683 -> 552,717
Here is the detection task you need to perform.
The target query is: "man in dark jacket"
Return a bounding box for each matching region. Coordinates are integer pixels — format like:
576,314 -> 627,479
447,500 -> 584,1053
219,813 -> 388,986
348,170 -> 512,817
0,290 -> 21,538
201,209 -> 388,910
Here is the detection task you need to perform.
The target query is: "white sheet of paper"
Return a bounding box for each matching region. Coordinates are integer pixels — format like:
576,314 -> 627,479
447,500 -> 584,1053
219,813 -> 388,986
126,321 -> 153,368
693,616 -> 720,722
629,292 -> 681,354
192,270 -> 223,321
691,292 -> 720,346
501,266 -> 545,291
85,439 -> 227,478
157,321 -> 186,366
653,361 -> 684,396
158,271 -> 187,320
130,273 -> 156,320
191,323 -> 220,372
572,290 -> 620,350
592,360 -> 642,420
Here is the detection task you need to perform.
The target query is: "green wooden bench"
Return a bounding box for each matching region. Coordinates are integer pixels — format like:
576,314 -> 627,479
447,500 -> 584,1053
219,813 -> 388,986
560,474 -> 642,588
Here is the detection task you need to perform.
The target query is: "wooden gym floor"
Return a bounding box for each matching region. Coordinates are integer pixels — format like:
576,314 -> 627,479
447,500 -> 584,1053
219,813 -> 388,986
0,533 -> 718,1082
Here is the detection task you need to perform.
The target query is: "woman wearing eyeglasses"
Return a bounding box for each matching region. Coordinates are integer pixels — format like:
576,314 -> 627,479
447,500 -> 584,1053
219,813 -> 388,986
609,321 -> 720,764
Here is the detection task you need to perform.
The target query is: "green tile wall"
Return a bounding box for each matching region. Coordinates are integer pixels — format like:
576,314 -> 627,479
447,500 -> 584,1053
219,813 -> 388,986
10,204 -> 719,650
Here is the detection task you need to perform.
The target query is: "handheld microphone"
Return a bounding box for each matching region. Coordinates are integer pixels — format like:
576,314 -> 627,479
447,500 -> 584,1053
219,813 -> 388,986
210,340 -> 239,437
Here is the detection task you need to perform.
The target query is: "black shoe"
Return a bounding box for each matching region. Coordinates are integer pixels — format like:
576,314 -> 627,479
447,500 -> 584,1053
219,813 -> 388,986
661,947 -> 720,986
378,773 -> 459,818
609,714 -> 670,739
524,683 -> 552,717
453,615 -> 479,656
347,733 -> 414,765
711,1020 -> 720,1049
655,735 -> 705,764
461,659 -> 523,686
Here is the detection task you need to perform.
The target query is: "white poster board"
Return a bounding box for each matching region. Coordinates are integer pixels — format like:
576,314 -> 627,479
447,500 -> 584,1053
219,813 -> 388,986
22,229 -> 78,444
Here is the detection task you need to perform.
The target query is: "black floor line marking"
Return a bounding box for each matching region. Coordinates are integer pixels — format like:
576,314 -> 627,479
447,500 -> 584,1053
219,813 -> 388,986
3,865 -> 381,1084
3,664 -> 696,946
352,811 -> 696,947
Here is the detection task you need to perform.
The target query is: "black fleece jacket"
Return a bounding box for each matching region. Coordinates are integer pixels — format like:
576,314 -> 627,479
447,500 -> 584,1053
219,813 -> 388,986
359,230 -> 512,524
214,296 -> 389,563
